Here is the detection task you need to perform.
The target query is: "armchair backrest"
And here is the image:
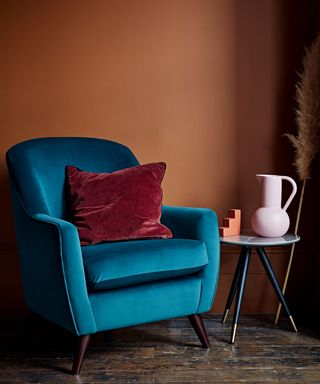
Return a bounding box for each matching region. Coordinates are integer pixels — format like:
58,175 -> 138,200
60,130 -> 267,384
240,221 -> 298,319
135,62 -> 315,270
6,137 -> 139,218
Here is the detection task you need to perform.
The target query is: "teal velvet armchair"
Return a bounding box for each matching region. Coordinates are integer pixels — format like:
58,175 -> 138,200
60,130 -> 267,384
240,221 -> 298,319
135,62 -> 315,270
6,137 -> 220,374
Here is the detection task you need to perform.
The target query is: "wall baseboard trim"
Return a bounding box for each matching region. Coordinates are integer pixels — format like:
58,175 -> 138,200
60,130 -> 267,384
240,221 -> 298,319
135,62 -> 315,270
0,241 -> 18,252
221,241 -> 313,255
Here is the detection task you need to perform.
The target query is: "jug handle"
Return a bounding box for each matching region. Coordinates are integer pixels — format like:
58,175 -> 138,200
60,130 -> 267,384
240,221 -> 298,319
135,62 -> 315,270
281,176 -> 297,211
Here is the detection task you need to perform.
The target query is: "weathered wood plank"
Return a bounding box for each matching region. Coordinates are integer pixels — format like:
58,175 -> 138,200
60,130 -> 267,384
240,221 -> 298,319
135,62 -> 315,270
0,315 -> 319,383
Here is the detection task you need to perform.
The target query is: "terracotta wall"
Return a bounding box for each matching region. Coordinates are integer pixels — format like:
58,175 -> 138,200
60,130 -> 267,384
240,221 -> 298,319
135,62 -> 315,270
0,0 -> 317,317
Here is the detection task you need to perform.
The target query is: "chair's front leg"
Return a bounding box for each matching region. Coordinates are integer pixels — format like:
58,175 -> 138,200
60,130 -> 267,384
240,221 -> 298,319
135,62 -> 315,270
188,314 -> 210,348
72,335 -> 91,375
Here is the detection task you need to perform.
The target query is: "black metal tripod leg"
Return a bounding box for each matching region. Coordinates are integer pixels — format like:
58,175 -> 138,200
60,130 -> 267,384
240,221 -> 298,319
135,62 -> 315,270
222,247 -> 247,323
255,247 -> 297,332
230,247 -> 251,343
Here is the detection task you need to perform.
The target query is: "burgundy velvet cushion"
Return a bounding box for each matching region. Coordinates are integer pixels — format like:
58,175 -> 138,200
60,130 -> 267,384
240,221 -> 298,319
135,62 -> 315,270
66,163 -> 173,245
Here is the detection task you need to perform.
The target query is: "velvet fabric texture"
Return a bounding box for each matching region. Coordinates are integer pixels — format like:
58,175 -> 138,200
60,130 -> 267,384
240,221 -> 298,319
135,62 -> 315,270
66,163 -> 172,245
82,238 -> 208,290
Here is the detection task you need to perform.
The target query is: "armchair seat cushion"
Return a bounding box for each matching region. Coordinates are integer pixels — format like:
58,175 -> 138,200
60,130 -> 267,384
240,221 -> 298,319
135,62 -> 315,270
82,238 -> 208,291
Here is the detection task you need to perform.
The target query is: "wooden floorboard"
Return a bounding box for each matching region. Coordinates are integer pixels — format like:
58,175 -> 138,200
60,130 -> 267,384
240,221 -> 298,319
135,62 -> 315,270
0,315 -> 319,383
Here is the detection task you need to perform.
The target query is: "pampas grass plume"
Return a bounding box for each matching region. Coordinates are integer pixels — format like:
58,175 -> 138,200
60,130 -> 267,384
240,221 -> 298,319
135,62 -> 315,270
286,34 -> 320,180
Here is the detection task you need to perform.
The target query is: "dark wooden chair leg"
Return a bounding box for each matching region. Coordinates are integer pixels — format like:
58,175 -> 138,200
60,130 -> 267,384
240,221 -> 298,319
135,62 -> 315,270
72,334 -> 91,375
188,314 -> 211,348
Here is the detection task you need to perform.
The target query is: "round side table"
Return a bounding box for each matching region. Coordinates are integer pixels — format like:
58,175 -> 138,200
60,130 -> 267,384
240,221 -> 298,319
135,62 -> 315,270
220,233 -> 300,344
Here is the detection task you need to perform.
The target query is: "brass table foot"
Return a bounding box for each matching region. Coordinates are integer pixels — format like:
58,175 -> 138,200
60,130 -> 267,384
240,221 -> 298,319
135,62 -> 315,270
230,323 -> 237,344
289,315 -> 298,332
222,309 -> 229,324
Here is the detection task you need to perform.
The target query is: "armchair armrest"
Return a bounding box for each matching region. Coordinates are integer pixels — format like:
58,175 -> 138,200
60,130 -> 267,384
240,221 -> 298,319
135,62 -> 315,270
161,206 -> 220,313
16,208 -> 96,335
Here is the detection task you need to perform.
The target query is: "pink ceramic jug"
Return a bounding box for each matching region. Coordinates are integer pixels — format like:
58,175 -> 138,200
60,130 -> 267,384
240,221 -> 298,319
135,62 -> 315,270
251,174 -> 297,237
